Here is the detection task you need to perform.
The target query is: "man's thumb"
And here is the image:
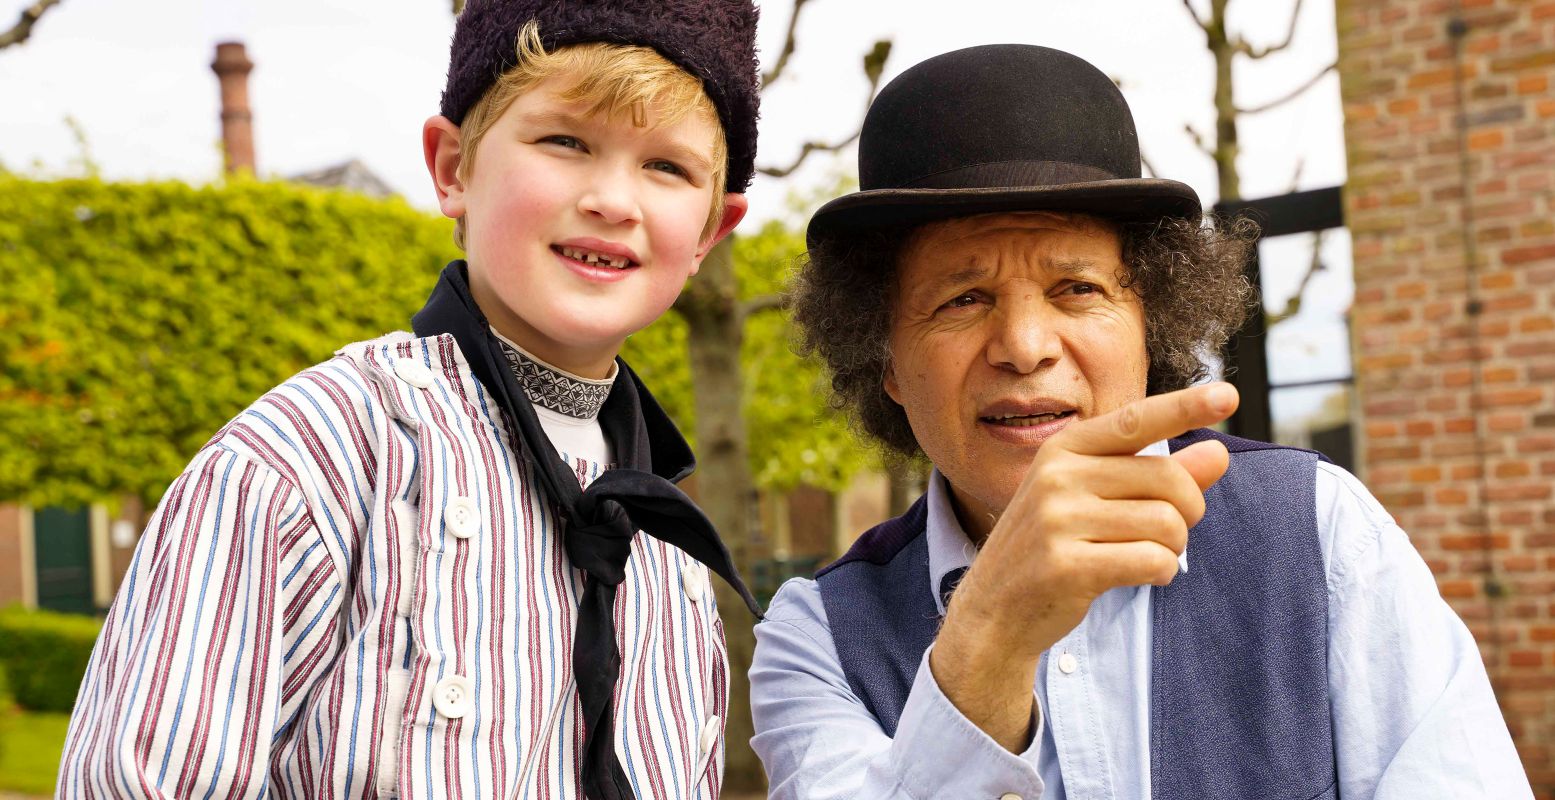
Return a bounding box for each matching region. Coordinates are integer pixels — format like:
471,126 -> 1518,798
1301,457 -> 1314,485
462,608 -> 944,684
1170,439 -> 1231,493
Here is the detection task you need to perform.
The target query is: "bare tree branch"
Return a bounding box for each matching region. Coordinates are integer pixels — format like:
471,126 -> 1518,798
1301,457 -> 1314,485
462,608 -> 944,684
739,293 -> 789,321
758,39 -> 891,179
1236,0 -> 1305,58
1140,147 -> 1160,179
1267,229 -> 1326,327
761,0 -> 813,89
1180,0 -> 1209,30
0,0 -> 62,49
1184,123 -> 1213,157
1236,61 -> 1335,114
759,134 -> 861,179
1286,154 -> 1306,193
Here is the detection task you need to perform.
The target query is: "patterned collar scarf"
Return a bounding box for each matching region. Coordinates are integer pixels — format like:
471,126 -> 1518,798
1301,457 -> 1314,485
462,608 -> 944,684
492,334 -> 615,420
412,262 -> 761,800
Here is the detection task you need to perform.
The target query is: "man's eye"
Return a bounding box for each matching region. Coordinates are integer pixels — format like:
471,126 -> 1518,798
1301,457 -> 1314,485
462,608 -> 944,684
943,293 -> 979,309
1064,282 -> 1100,296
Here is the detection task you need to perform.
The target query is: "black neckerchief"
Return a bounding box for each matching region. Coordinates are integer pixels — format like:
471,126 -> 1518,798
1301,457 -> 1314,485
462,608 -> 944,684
412,262 -> 761,800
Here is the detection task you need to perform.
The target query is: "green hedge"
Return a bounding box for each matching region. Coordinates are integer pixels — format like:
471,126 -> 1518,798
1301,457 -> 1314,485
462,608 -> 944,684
0,176 -> 461,507
1,176 -> 869,508
0,606 -> 102,712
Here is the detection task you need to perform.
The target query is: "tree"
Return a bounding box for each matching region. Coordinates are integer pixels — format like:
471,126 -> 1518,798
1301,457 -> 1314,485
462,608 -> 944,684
664,2 -> 890,785
1175,0 -> 1337,329
1178,0 -> 1336,204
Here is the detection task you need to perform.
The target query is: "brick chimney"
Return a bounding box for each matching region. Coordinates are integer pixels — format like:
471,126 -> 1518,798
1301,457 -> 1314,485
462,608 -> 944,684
211,42 -> 255,174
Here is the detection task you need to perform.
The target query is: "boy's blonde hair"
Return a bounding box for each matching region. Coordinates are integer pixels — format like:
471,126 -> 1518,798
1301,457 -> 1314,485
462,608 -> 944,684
453,21 -> 729,250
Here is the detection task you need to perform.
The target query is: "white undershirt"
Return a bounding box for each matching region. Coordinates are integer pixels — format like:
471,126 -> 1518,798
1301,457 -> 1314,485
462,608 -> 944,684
535,404 -> 613,466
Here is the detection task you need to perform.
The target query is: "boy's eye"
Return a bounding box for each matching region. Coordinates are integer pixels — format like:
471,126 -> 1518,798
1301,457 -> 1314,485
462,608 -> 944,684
646,159 -> 688,177
540,135 -> 586,151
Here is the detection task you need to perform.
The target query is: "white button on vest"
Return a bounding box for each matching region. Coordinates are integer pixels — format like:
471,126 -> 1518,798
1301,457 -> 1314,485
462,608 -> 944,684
698,714 -> 721,756
681,563 -> 708,602
445,496 -> 478,540
394,359 -> 435,389
432,675 -> 472,719
1058,652 -> 1079,674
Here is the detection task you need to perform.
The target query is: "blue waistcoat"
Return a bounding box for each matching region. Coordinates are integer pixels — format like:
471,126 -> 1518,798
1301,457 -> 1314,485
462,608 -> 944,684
816,429 -> 1338,800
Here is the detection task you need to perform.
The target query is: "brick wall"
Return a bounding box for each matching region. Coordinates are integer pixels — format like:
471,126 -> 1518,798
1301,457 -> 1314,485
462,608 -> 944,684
0,504 -> 26,605
1337,0 -> 1555,793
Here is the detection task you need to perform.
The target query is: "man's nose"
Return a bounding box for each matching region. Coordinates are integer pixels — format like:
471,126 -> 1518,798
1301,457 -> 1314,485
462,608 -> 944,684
985,295 -> 1062,374
576,165 -> 643,225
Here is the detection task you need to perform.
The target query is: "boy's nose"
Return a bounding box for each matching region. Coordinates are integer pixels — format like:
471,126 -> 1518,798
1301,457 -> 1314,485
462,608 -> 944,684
577,172 -> 643,226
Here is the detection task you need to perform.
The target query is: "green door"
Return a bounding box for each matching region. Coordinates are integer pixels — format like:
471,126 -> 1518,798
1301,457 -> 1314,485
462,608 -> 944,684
34,506 -> 95,615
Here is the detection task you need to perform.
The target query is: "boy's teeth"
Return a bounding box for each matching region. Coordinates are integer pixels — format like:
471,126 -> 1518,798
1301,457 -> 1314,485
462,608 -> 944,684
560,246 -> 629,269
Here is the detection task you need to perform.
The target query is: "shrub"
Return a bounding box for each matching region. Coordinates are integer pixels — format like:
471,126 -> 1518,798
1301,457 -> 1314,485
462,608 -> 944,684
0,605 -> 102,712
0,175 -> 462,507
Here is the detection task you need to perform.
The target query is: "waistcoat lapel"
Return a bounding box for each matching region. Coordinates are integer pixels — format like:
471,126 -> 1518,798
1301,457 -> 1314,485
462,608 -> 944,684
815,497 -> 933,736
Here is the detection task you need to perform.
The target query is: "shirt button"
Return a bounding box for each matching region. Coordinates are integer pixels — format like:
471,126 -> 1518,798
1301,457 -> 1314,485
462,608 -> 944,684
394,358 -> 435,389
698,714 -> 721,756
432,675 -> 472,719
681,563 -> 708,602
445,496 -> 478,540
1058,652 -> 1079,674
1000,794 -> 1024,800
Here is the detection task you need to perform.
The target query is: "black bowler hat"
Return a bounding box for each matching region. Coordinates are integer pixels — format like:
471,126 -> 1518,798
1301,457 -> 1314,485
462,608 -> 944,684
807,44 -> 1201,248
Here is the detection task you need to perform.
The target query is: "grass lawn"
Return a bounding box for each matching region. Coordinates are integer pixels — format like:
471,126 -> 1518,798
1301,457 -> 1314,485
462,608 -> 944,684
0,707 -> 69,796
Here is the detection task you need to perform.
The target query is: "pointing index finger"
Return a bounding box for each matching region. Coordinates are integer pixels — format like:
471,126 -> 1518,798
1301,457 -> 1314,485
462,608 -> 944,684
1059,383 -> 1239,456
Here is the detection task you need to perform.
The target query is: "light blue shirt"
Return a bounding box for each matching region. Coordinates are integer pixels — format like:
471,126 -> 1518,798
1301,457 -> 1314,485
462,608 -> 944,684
750,441 -> 1531,799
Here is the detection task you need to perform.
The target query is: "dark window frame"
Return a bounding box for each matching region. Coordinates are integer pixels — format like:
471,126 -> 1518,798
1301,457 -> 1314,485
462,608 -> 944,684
1214,186 -> 1347,444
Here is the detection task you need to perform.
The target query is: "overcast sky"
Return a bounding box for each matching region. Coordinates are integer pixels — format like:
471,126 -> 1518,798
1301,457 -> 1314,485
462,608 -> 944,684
2,0 -> 1353,418
3,0 -> 1345,221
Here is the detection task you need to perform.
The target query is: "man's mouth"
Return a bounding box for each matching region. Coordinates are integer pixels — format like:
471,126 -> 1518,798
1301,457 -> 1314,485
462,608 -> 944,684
980,410 -> 1077,427
552,244 -> 637,270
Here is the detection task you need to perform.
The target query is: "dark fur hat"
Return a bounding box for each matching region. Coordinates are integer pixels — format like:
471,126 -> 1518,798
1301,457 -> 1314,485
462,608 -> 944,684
441,0 -> 760,193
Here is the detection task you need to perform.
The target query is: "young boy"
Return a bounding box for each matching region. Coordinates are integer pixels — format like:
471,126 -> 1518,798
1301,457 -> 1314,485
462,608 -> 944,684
58,1 -> 761,797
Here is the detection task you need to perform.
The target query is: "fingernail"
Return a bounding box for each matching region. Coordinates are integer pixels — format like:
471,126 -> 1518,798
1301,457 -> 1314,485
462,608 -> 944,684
1208,384 -> 1234,413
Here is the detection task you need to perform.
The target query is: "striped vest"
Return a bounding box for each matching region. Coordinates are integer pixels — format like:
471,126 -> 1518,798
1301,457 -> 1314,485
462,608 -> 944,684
816,429 -> 1338,800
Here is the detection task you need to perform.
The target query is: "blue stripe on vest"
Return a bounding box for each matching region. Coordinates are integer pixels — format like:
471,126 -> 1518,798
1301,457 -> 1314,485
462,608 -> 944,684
816,429 -> 1338,800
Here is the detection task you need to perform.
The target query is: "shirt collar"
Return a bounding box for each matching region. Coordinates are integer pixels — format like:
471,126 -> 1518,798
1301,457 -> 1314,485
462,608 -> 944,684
926,438 -> 1177,617
489,327 -> 618,421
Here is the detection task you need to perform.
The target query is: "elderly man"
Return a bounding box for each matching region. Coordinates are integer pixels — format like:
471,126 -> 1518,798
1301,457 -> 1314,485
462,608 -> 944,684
749,45 -> 1530,799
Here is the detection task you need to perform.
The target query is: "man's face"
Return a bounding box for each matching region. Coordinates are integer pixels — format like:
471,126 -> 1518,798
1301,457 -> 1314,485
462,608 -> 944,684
455,70 -> 725,376
884,212 -> 1149,528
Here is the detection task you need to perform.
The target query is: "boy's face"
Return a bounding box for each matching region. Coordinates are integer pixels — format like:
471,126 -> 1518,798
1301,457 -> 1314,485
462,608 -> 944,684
427,70 -> 742,377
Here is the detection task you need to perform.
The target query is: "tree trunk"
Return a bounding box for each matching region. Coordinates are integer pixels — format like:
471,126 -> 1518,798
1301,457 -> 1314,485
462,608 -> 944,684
1208,0 -> 1243,202
677,237 -> 767,792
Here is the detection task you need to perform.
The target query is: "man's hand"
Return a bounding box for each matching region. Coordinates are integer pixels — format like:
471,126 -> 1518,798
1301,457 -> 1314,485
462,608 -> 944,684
929,382 -> 1239,752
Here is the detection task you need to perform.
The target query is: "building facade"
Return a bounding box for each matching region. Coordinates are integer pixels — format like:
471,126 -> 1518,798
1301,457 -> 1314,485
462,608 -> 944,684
1338,0 -> 1555,792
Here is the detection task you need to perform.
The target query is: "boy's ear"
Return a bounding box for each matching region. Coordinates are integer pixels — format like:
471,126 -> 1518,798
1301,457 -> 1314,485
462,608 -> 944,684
691,193 -> 750,272
423,115 -> 467,220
